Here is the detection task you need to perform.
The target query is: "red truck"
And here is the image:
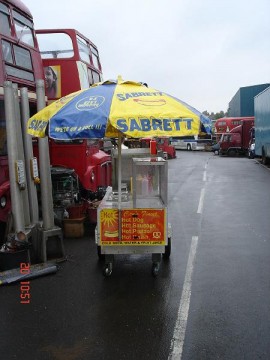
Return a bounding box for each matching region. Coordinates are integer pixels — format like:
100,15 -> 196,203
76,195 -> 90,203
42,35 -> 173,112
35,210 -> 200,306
219,118 -> 254,156
33,138 -> 111,194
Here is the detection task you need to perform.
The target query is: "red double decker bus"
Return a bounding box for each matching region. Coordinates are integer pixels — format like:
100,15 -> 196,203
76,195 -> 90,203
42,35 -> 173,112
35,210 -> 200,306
0,3 -> 111,235
214,117 -> 255,141
35,28 -> 111,222
0,0 -> 44,237
35,28 -> 103,102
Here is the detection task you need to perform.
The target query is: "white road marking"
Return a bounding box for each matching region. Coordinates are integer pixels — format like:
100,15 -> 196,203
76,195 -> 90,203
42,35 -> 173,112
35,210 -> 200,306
197,188 -> 205,214
168,235 -> 199,360
203,170 -> 207,182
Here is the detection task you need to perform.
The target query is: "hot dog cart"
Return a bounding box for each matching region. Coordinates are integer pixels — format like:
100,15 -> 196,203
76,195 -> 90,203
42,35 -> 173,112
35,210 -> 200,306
95,154 -> 172,276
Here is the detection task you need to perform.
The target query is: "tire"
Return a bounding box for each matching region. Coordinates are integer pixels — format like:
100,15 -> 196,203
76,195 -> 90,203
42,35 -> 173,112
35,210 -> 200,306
228,149 -> 236,157
187,144 -> 191,151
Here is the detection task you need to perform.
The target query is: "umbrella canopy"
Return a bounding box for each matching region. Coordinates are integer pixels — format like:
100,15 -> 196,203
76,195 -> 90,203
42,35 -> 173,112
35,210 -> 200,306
167,96 -> 212,135
27,76 -> 211,140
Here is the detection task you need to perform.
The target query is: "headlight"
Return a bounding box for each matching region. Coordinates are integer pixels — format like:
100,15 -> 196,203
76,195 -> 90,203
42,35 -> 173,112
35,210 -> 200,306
91,171 -> 95,182
0,196 -> 7,208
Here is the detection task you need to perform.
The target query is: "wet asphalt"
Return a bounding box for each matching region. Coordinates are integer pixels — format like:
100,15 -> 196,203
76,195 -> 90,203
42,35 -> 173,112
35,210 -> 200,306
1,151 -> 270,360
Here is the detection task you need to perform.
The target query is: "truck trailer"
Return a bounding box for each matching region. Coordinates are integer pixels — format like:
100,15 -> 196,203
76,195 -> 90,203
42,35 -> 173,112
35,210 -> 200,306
254,86 -> 270,165
219,118 -> 254,156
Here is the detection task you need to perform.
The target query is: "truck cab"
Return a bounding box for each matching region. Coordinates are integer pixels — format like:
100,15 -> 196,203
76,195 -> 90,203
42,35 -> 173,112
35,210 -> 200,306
219,119 -> 254,156
155,137 -> 176,159
219,133 -> 241,156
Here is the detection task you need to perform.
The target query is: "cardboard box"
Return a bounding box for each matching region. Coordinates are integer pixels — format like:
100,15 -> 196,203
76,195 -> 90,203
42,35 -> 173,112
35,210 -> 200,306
63,217 -> 85,238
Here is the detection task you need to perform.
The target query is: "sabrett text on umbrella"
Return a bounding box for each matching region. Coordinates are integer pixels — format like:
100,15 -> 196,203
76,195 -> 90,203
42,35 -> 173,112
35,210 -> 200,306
116,92 -> 163,101
116,118 -> 193,132
28,119 -> 47,132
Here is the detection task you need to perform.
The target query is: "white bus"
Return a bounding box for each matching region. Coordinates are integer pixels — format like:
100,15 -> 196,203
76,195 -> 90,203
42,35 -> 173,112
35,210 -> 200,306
171,136 -> 209,151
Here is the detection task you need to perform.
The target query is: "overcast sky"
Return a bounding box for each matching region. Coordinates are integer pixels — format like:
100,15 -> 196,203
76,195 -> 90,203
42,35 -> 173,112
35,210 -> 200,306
23,0 -> 270,113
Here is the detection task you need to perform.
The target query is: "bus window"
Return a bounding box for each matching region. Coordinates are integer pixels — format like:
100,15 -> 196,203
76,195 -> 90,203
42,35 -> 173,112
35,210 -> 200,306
14,45 -> 33,70
77,62 -> 90,88
2,40 -> 13,63
12,10 -> 34,47
37,33 -> 74,59
0,3 -> 11,36
77,35 -> 90,64
90,45 -> 100,69
5,64 -> 34,81
2,40 -> 34,81
0,102 -> 7,155
92,70 -> 100,84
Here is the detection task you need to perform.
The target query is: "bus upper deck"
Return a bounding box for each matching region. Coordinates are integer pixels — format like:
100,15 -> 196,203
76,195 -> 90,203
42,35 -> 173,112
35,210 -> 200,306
36,28 -> 103,101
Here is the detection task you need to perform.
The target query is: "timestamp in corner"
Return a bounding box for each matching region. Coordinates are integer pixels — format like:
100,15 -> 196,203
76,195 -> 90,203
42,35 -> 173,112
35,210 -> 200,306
20,263 -> 31,304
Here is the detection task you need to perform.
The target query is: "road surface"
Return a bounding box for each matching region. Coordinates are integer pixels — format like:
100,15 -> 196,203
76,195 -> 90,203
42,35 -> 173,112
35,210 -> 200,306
1,151 -> 270,360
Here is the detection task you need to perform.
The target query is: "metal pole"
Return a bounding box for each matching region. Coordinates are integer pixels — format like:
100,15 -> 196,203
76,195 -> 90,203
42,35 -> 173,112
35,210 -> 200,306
36,79 -> 54,230
3,81 -> 25,232
117,134 -> 122,240
20,87 -> 39,224
117,134 -> 122,209
12,83 -> 31,227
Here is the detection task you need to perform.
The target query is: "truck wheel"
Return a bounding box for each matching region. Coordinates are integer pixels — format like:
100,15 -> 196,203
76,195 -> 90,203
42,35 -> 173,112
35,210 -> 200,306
187,144 -> 191,151
228,149 -> 236,157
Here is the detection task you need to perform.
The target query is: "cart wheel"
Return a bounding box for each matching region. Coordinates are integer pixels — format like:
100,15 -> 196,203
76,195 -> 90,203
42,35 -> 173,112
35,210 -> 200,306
163,237 -> 171,259
152,262 -> 160,277
97,246 -> 105,260
103,263 -> 113,277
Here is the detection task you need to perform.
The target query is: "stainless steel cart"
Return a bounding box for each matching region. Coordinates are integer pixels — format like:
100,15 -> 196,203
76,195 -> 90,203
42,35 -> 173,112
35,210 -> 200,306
95,156 -> 172,276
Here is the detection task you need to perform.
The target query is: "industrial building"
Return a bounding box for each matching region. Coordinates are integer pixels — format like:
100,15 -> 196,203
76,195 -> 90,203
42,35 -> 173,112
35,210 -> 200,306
228,83 -> 270,117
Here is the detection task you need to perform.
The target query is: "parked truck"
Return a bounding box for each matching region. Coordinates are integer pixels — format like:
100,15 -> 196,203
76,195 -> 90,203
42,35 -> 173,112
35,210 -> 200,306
254,86 -> 270,165
219,118 -> 254,156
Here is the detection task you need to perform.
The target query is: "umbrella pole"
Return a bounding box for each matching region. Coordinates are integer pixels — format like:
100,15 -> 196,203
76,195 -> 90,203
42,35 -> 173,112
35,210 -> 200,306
117,134 -> 122,240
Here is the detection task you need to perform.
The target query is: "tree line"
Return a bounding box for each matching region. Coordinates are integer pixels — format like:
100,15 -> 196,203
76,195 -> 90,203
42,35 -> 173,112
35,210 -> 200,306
202,110 -> 228,120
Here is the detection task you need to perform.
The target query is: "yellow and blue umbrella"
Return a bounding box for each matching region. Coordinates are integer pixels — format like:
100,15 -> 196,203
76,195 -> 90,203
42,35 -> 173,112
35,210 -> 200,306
27,76 -> 211,140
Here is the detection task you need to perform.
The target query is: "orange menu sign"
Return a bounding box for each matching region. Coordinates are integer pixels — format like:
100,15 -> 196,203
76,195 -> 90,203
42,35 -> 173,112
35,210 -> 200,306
100,209 -> 166,246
